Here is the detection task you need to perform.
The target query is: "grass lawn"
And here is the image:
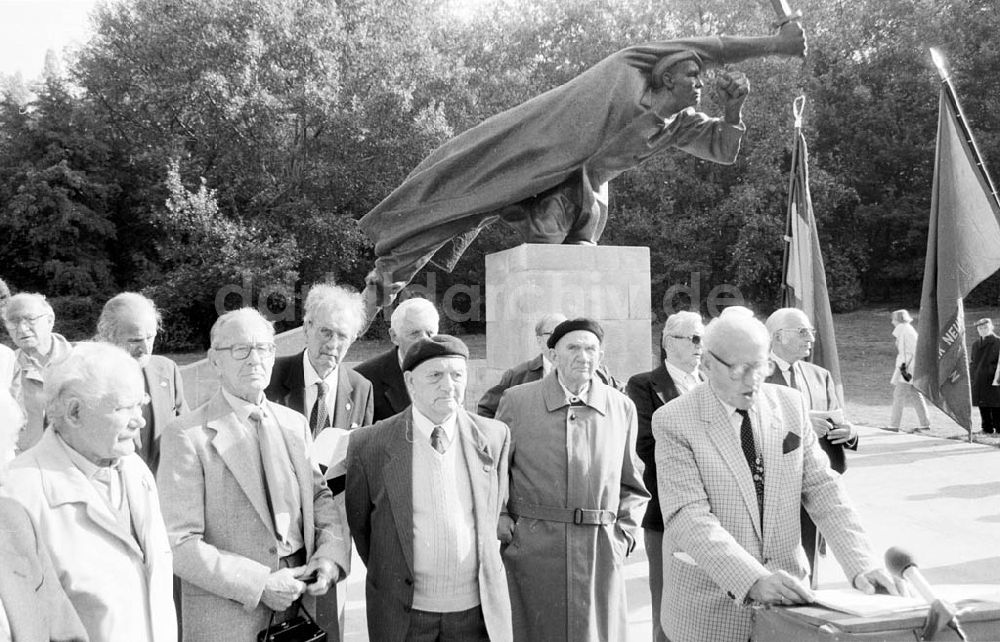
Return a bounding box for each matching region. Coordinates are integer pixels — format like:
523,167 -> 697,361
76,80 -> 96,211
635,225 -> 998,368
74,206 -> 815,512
170,305 -> 1000,445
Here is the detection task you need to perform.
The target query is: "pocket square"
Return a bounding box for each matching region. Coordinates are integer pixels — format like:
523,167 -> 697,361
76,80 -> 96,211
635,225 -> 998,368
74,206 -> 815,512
782,431 -> 801,454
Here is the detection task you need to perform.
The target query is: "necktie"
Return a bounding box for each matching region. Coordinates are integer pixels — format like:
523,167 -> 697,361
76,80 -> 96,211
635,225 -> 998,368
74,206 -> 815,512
250,407 -> 301,549
430,425 -> 447,454
735,409 -> 765,526
787,364 -> 797,389
310,381 -> 330,437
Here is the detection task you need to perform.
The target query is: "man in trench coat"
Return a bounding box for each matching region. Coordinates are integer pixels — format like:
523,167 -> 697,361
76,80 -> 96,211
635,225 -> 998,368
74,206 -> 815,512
496,318 -> 648,642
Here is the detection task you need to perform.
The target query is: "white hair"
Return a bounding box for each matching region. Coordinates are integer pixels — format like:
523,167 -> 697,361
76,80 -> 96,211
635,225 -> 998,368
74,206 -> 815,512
764,307 -> 811,337
209,308 -> 275,347
96,292 -> 162,342
303,283 -> 365,338
703,307 -> 769,355
1,292 -> 53,323
661,311 -> 704,342
44,342 -> 140,430
389,298 -> 439,331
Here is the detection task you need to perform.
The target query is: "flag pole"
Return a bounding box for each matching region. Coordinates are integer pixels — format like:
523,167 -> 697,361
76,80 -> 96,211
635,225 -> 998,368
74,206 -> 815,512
929,48 -> 1000,210
781,96 -> 808,307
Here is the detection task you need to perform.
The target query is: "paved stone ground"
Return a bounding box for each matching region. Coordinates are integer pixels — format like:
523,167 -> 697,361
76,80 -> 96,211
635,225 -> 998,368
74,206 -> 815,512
340,424 -> 1000,640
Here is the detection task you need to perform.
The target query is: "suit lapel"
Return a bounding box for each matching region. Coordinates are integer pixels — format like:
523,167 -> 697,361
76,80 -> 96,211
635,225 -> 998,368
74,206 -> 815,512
702,390 -> 764,539
208,400 -> 274,533
284,352 -> 308,416
383,413 -> 415,574
332,369 -> 355,428
384,350 -> 409,413
757,390 -> 785,549
269,401 -> 316,556
144,359 -> 167,440
456,411 -> 495,533
651,365 -> 679,406
121,460 -> 154,564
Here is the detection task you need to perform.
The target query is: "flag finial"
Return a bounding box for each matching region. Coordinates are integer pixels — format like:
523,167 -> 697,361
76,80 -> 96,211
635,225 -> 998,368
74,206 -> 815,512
929,48 -> 950,82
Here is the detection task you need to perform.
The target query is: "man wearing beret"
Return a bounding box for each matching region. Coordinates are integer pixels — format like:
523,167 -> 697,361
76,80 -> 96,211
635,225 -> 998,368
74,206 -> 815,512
496,318 -> 648,642
345,335 -> 513,642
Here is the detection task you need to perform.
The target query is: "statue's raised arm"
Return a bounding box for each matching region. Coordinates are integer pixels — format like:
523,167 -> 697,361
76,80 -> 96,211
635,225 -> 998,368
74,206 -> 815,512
359,21 -> 806,327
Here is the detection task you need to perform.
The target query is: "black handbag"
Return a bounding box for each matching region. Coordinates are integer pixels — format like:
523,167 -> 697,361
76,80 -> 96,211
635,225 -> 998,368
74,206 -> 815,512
900,363 -> 913,382
257,600 -> 326,642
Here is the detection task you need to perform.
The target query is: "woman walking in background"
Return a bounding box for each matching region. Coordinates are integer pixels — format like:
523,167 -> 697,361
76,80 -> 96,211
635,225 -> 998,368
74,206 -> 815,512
889,310 -> 931,431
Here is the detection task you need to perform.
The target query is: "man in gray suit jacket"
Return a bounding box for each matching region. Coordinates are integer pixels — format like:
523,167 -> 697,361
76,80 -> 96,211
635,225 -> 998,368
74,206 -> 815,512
158,309 -> 350,642
765,307 -> 858,581
653,308 -> 896,642
96,292 -> 188,475
346,335 -> 513,642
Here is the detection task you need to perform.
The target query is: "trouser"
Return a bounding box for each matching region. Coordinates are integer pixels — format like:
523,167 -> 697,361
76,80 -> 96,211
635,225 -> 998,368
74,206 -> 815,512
644,528 -> 670,642
890,382 -> 930,429
405,605 -> 489,642
979,406 -> 1000,433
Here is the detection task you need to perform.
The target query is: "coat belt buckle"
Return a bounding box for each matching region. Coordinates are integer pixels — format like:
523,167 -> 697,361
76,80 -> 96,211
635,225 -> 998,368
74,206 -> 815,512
573,508 -> 585,525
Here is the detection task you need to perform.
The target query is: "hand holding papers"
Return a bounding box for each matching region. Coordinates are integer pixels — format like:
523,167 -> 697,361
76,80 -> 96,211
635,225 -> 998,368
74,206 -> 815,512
811,588 -> 926,617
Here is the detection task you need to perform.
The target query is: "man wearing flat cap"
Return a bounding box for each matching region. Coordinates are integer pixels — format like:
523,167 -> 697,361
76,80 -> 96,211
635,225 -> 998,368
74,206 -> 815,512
496,318 -> 648,642
345,335 -> 513,642
972,318 -> 1000,434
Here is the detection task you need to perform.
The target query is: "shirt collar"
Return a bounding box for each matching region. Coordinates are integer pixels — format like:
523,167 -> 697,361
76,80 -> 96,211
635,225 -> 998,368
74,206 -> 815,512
55,431 -> 119,479
664,361 -> 700,386
303,350 -> 337,387
221,387 -> 267,425
770,352 -> 792,372
556,374 -> 590,405
411,406 -> 458,443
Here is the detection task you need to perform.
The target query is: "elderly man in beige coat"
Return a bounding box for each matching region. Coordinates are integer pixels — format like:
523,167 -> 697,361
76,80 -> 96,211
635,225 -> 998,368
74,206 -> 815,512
157,308 -> 350,642
496,318 -> 648,642
2,342 -> 176,642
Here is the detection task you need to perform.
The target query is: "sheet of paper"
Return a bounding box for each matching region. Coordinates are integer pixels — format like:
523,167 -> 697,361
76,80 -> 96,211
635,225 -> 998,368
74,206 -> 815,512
811,589 -> 927,617
311,427 -> 350,478
809,408 -> 846,424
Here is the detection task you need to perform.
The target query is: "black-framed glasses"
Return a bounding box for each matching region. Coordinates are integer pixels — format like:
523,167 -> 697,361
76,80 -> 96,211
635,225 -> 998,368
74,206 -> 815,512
708,350 -> 774,381
213,342 -> 277,360
782,327 -> 816,339
669,334 -> 702,345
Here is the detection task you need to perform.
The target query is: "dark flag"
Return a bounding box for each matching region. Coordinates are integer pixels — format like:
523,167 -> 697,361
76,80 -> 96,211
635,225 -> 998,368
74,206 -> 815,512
782,96 -> 844,404
913,50 -> 1000,432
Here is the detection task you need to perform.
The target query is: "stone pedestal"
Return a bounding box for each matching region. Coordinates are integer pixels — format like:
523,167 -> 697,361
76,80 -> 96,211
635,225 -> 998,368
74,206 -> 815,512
485,244 -> 652,380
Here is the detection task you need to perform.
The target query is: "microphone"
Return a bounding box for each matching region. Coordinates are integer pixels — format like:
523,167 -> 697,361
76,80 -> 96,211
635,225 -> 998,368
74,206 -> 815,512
885,547 -> 967,641
884,546 -> 935,603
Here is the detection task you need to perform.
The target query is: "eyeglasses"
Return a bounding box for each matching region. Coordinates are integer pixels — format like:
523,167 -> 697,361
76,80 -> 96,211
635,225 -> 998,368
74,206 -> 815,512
3,313 -> 51,328
124,333 -> 157,345
708,350 -> 774,381
669,334 -> 702,345
782,327 -> 816,339
213,342 -> 277,360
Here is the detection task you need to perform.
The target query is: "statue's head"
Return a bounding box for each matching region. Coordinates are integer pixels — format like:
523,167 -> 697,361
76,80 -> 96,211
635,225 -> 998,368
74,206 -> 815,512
649,50 -> 705,114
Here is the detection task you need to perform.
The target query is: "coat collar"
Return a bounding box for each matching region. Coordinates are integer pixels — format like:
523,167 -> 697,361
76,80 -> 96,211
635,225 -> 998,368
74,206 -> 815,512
649,363 -> 679,405
382,412 -> 415,574
541,370 -> 610,415
34,430 -> 147,559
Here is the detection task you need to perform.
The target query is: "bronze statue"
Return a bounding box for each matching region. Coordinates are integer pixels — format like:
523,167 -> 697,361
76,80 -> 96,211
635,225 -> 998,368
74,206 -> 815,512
359,22 -> 807,326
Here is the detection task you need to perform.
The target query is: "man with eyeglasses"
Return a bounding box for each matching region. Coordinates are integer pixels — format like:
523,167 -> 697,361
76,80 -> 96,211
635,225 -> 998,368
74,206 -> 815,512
2,292 -> 72,452
265,283 -> 373,638
96,292 -> 188,475
652,307 -> 897,642
765,307 -> 857,581
158,308 -> 350,642
625,310 -> 703,642
2,342 -> 177,642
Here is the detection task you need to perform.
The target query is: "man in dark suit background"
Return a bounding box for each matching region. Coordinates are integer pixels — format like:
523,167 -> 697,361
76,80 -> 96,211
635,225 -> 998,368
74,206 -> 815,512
765,307 -> 857,583
346,335 -> 512,642
266,283 -> 374,455
354,297 -> 439,421
96,292 -> 188,475
625,310 -> 703,642
971,317 -> 1000,434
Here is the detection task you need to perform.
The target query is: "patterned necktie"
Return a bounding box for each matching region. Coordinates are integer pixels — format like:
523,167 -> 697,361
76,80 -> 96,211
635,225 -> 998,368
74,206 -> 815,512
310,381 -> 330,437
735,409 -> 765,526
430,425 -> 447,454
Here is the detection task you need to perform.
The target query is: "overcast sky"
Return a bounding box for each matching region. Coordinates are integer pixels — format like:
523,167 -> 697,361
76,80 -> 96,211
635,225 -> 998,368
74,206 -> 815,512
0,0 -> 98,77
